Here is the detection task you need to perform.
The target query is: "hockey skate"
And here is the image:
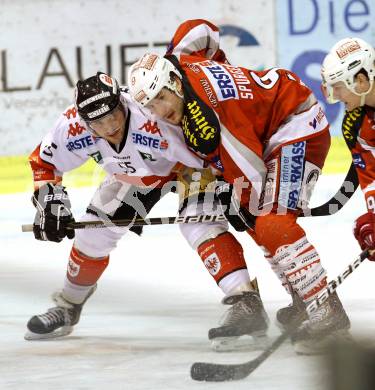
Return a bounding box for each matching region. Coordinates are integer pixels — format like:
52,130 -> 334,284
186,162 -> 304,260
276,291 -> 308,331
24,285 -> 97,340
292,292 -> 351,355
208,291 -> 270,352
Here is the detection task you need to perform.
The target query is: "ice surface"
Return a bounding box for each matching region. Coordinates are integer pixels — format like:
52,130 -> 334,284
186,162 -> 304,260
1,175 -> 374,389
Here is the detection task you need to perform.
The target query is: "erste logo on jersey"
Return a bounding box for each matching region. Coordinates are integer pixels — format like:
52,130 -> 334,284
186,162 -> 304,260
66,135 -> 96,151
197,60 -> 253,101
132,134 -> 169,150
199,61 -> 238,101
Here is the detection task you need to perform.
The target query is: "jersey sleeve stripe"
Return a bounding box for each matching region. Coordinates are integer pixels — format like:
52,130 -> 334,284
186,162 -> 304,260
221,124 -> 266,196
263,102 -> 328,159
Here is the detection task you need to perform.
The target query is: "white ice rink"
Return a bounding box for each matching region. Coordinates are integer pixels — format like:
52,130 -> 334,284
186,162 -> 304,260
1,174 -> 374,390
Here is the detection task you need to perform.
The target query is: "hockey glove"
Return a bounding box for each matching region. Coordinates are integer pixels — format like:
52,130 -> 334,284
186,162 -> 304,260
215,180 -> 256,232
353,212 -> 375,261
32,183 -> 75,242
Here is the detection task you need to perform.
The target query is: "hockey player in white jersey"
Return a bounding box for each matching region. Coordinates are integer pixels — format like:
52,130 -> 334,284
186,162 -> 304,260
25,72 -> 269,351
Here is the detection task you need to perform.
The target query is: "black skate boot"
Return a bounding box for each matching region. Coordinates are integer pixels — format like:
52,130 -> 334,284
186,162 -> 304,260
25,285 -> 96,340
276,291 -> 308,331
208,290 -> 269,351
292,292 -> 351,355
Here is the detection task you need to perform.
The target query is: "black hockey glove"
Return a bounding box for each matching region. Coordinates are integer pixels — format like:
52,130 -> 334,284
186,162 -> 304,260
215,180 -> 256,232
32,183 -> 75,242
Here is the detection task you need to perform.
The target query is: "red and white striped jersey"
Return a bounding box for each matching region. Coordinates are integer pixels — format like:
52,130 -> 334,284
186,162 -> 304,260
166,19 -> 329,196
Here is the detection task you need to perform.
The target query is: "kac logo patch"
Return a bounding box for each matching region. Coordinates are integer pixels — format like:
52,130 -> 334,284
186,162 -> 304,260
204,253 -> 221,276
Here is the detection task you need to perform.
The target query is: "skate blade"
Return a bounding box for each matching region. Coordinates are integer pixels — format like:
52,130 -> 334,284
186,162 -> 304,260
211,332 -> 270,352
24,326 -> 74,341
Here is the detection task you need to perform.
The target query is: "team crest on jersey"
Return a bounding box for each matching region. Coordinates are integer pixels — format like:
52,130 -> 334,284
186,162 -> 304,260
68,258 -> 80,278
204,252 -> 221,276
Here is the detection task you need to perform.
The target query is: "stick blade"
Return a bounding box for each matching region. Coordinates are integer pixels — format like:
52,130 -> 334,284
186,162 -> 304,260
190,361 -> 253,382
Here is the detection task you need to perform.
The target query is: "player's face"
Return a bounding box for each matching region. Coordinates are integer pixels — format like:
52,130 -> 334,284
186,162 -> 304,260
87,105 -> 126,143
146,88 -> 184,125
322,81 -> 361,110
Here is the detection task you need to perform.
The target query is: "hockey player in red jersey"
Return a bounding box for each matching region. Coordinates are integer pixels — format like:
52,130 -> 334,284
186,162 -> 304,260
128,19 -> 351,354
321,38 -> 375,258
26,71 -> 269,351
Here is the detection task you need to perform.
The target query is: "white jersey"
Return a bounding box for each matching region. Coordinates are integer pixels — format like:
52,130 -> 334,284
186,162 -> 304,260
35,90 -> 203,181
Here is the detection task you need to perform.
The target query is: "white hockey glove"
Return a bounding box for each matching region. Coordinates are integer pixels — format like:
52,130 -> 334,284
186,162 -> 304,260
32,183 -> 75,242
215,179 -> 256,232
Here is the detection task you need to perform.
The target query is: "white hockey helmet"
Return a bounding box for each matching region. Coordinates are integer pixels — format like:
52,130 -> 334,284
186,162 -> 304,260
128,53 -> 182,107
321,37 -> 375,103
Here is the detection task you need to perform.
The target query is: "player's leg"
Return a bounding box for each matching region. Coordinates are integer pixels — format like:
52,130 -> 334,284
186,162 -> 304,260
178,168 -> 268,351
25,177 -> 164,340
255,129 -> 350,354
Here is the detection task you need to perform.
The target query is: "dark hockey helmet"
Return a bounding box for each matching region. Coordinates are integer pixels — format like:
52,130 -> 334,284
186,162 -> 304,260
75,72 -> 120,122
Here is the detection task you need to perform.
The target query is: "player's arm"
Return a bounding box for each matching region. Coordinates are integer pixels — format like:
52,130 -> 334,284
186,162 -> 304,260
28,113 -> 88,243
352,118 -> 375,260
166,19 -> 228,63
215,119 -> 266,231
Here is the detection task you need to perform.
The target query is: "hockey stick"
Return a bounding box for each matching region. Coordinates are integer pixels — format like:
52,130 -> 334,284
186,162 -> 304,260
301,162 -> 358,217
21,163 -> 358,232
190,248 -> 370,382
21,214 -> 228,232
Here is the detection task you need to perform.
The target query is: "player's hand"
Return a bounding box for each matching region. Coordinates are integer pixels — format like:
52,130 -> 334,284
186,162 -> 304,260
215,179 -> 256,232
353,212 -> 375,261
32,183 -> 75,242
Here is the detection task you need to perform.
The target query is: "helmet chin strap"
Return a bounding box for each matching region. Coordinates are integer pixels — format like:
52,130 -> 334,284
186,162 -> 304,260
352,79 -> 374,106
170,78 -> 184,99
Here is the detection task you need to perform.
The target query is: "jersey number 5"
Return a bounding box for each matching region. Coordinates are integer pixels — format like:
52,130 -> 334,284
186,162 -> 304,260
118,161 -> 136,174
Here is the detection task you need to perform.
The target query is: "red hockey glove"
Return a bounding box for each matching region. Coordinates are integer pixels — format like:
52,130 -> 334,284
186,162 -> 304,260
353,212 -> 375,261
